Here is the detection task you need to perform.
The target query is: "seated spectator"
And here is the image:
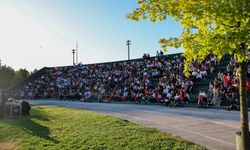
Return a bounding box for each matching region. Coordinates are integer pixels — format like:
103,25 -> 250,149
247,63 -> 250,78
198,90 -> 208,108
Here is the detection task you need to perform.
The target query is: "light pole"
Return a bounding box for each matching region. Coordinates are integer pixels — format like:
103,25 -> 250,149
76,41 -> 78,65
126,40 -> 131,60
72,49 -> 76,66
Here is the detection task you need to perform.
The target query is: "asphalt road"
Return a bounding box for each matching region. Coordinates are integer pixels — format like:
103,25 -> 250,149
27,100 -> 248,150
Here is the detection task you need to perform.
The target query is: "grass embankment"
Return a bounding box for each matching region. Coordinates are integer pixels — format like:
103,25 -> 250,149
0,106 -> 206,150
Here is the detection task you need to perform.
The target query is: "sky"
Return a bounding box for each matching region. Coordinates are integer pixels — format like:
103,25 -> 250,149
0,0 -> 183,71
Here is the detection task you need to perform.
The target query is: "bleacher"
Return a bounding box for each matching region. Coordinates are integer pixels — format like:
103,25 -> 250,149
6,53 -> 250,108
189,55 -> 231,104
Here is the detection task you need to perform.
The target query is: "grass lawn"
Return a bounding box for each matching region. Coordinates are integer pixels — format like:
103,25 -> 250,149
0,106 -> 206,150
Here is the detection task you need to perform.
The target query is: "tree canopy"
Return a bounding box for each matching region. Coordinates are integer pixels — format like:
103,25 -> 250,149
0,65 -> 16,90
127,0 -> 250,75
0,65 -> 31,90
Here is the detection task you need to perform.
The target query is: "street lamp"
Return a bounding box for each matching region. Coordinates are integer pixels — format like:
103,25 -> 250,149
76,41 -> 78,65
126,40 -> 131,60
72,49 -> 76,66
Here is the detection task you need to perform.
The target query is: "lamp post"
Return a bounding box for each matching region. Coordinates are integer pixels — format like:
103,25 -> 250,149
72,49 -> 76,66
76,41 -> 78,65
126,40 -> 131,60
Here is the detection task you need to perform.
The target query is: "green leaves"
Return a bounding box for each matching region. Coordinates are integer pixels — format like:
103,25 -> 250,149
0,65 -> 30,89
128,0 -> 250,76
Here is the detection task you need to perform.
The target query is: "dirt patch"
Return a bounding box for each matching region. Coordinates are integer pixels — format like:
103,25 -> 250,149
0,141 -> 20,150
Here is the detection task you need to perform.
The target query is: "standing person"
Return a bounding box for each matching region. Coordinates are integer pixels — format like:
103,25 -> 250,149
98,85 -> 105,102
179,88 -> 185,104
211,86 -> 220,106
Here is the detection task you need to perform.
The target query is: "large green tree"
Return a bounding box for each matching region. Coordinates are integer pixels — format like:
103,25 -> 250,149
128,0 -> 250,149
12,68 -> 30,84
0,65 -> 30,90
0,65 -> 15,89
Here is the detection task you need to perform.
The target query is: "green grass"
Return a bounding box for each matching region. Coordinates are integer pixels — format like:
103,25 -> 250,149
0,106 -> 206,150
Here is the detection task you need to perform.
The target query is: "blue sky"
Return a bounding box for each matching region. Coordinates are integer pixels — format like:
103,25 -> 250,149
0,0 -> 182,71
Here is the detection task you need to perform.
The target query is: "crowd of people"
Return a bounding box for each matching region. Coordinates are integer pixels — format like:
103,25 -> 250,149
190,55 -> 219,81
198,57 -> 250,109
210,58 -> 240,107
10,52 -> 238,108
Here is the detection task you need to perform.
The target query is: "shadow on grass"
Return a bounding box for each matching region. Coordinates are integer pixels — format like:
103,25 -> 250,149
11,108 -> 58,144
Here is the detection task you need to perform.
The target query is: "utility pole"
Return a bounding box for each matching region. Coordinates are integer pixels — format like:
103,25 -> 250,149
0,59 -> 1,67
76,41 -> 78,65
126,40 -> 131,60
72,49 -> 76,66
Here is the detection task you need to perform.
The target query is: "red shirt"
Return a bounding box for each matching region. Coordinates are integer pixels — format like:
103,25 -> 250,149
223,75 -> 229,85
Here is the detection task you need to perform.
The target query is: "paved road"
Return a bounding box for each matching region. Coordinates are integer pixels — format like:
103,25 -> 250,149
28,100 -> 248,150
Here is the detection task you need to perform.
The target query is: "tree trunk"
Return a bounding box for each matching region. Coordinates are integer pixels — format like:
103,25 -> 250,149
239,61 -> 249,150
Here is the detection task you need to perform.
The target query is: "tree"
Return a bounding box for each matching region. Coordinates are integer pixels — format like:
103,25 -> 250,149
12,68 -> 30,84
30,69 -> 38,75
128,0 -> 250,149
0,65 -> 15,89
0,65 -> 31,90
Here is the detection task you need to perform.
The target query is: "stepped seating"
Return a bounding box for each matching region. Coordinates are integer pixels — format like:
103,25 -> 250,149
188,55 -> 231,104
9,53 -> 250,109
189,55 -> 250,108
6,67 -> 48,98
6,53 -> 181,100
